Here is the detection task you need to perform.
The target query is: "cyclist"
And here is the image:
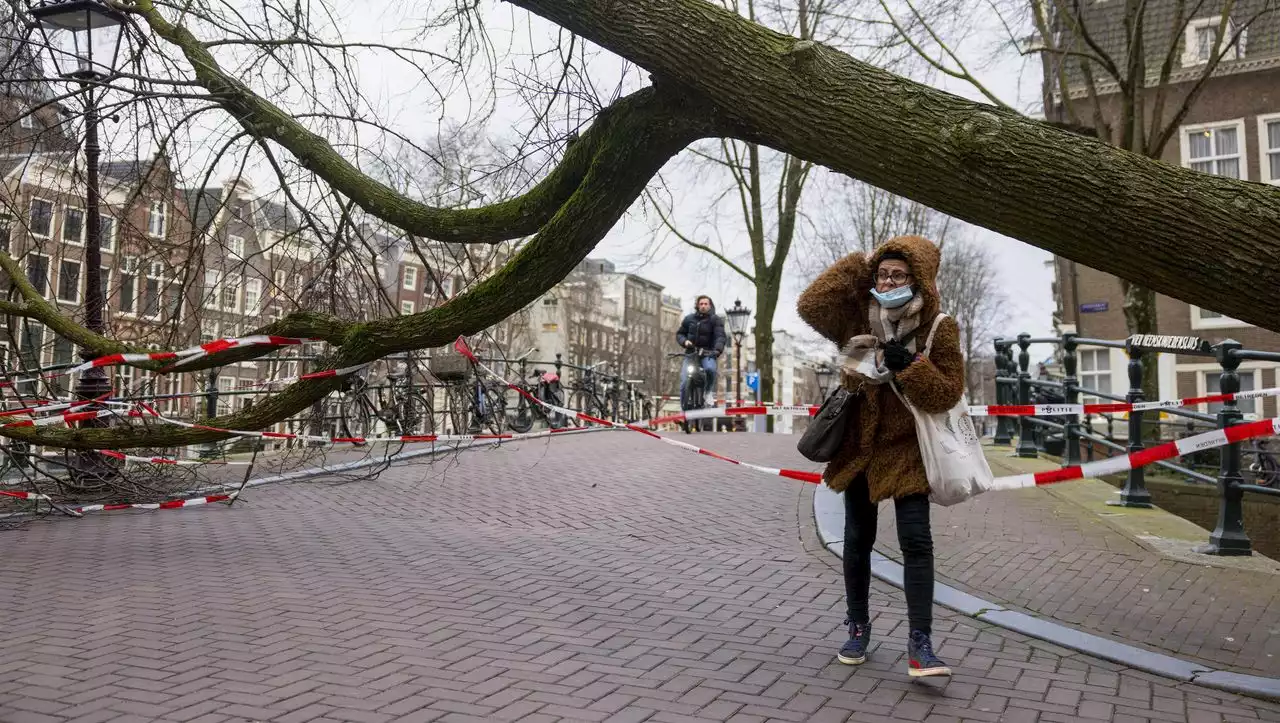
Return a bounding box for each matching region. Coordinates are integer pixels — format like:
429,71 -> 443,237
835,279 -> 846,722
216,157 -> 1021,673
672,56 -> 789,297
676,295 -> 727,406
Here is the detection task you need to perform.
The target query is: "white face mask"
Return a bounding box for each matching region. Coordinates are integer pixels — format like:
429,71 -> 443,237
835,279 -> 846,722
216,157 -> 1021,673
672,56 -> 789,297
871,285 -> 914,308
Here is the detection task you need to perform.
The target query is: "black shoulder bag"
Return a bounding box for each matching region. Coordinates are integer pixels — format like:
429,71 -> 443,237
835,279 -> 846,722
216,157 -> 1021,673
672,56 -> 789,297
797,384 -> 858,463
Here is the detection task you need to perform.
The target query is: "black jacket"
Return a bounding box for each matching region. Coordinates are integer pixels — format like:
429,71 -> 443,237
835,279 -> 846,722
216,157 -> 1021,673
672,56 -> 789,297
676,305 -> 727,355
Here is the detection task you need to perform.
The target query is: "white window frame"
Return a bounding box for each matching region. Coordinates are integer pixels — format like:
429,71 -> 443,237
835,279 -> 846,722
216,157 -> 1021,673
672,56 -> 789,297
227,235 -> 246,259
222,273 -> 243,313
403,265 -> 418,291
204,269 -> 221,310
400,299 -> 415,315
142,262 -> 166,320
118,256 -> 139,316
99,213 -> 116,253
1182,17 -> 1244,67
147,201 -> 167,238
26,253 -> 51,297
28,197 -> 54,238
56,258 -> 82,304
1180,119 -> 1247,180
1256,112 -> 1280,185
244,277 -> 262,316
1076,347 -> 1114,405
1191,364 -> 1267,420
273,269 -> 287,294
19,108 -> 34,129
1189,305 -> 1252,330
61,206 -> 85,245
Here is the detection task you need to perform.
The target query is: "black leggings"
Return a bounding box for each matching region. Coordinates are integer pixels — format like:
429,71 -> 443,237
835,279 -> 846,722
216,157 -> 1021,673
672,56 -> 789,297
843,477 -> 934,635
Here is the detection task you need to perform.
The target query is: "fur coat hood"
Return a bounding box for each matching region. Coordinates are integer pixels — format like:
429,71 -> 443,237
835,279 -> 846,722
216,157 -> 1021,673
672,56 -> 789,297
796,235 -> 966,501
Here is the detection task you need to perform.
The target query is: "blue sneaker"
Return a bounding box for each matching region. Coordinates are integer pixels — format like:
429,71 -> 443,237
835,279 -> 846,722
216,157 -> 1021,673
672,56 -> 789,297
908,630 -> 951,677
837,620 -> 871,665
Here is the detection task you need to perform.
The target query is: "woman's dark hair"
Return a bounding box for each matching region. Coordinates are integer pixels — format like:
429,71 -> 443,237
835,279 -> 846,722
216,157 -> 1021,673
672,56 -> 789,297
878,251 -> 908,264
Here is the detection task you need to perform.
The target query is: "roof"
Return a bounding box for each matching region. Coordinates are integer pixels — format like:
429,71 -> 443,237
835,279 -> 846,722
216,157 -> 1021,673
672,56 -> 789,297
1051,0 -> 1280,93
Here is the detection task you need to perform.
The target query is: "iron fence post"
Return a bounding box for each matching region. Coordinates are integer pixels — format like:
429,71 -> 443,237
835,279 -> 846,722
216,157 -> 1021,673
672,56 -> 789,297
992,338 -> 1014,445
1015,333 -> 1038,458
1062,332 -> 1082,466
1112,339 -> 1153,507
1195,340 -> 1252,556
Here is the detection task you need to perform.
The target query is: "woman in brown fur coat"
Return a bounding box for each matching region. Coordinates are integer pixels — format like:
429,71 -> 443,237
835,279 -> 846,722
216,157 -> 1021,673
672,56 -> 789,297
797,235 -> 965,678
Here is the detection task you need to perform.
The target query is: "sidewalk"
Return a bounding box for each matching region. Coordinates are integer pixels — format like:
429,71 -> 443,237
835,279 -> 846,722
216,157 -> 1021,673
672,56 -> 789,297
820,438 -> 1280,679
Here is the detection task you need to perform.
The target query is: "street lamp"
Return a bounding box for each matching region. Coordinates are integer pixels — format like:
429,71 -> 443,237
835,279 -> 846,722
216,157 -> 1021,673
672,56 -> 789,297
30,0 -> 126,483
725,299 -> 751,406
815,363 -> 835,401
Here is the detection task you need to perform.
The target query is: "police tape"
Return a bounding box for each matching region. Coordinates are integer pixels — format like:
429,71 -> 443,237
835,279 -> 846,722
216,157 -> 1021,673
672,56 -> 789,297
61,334 -> 320,375
969,387 -> 1280,417
452,337 -> 1280,492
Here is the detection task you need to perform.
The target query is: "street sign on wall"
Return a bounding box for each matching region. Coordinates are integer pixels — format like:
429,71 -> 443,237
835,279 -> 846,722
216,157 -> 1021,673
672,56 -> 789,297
1079,302 -> 1109,313
1127,334 -> 1214,356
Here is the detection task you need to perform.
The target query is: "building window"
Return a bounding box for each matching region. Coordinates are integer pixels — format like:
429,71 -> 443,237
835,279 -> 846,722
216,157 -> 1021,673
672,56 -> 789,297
26,254 -> 49,296
1077,349 -> 1111,403
227,235 -> 246,258
143,263 -> 165,319
1182,121 -> 1244,179
19,108 -> 34,129
100,214 -> 115,252
400,300 -> 415,315
200,319 -> 219,345
147,201 -> 167,237
244,278 -> 262,315
62,207 -> 84,245
1258,114 -> 1280,184
0,215 -> 11,254
19,321 -> 44,369
222,273 -> 243,312
403,265 -> 418,291
1183,17 -> 1243,67
29,199 -> 53,237
204,269 -> 221,309
57,260 -> 81,303
1206,370 -> 1256,416
273,269 -> 287,293
119,257 -> 138,314
1190,305 -> 1249,329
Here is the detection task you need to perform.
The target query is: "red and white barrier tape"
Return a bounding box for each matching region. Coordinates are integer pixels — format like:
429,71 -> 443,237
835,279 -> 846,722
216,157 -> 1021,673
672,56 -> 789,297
969,387 -> 1280,417
647,405 -> 818,427
1,487 -> 238,513
62,334 -> 319,375
452,337 -> 1280,494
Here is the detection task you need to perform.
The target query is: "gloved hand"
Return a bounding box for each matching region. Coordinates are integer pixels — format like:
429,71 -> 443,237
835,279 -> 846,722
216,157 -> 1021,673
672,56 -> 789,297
882,340 -> 915,372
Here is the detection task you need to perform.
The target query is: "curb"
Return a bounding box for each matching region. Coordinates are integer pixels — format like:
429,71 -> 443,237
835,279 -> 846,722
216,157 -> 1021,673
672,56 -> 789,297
812,484 -> 1280,701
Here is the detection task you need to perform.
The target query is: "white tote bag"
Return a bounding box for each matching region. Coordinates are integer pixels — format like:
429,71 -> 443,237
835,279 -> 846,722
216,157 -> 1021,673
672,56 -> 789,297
890,314 -> 994,506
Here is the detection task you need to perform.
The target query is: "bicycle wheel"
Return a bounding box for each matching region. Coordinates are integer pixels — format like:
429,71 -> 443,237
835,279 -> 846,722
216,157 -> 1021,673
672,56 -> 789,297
392,392 -> 435,436
508,393 -> 534,434
541,385 -> 569,428
480,385 -> 507,434
337,394 -> 374,443
446,384 -> 473,435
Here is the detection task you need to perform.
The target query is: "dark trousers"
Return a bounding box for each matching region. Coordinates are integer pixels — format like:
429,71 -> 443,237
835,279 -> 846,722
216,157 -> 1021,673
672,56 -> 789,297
843,477 -> 934,635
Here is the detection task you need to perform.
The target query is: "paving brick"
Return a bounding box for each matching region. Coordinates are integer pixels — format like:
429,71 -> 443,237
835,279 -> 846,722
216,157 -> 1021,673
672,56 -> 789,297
0,434 -> 1276,723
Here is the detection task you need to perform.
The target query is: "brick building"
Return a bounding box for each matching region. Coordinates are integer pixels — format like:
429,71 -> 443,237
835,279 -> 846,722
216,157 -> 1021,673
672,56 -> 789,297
1041,0 -> 1280,419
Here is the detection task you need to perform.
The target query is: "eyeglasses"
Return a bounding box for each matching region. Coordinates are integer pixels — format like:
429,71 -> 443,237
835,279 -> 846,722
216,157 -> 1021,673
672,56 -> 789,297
875,270 -> 913,285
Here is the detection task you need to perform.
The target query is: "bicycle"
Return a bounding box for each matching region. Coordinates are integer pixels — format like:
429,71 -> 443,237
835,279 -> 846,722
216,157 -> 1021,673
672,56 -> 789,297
443,365 -> 507,435
507,351 -> 569,433
671,348 -> 715,434
1248,438 -> 1280,487
336,364 -> 434,442
569,361 -> 611,421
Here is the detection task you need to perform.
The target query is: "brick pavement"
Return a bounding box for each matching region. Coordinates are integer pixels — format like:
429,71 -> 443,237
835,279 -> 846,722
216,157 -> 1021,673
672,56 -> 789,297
2,432 -> 1279,722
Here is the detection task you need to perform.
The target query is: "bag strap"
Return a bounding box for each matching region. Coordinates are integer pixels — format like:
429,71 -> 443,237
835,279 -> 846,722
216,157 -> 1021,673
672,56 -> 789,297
891,313 -> 949,408
921,313 -> 949,360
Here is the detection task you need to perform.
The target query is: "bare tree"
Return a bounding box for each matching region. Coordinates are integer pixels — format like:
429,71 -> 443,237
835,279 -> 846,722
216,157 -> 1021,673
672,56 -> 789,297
0,0 -> 1271,459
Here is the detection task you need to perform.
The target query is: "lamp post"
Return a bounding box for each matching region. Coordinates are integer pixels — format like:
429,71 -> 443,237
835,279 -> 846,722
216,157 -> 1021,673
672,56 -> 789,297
815,363 -> 834,402
725,299 -> 751,406
30,0 -> 126,483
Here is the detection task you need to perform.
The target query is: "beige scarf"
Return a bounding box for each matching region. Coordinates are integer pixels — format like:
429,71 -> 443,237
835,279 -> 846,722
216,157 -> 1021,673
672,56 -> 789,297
839,294 -> 925,384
